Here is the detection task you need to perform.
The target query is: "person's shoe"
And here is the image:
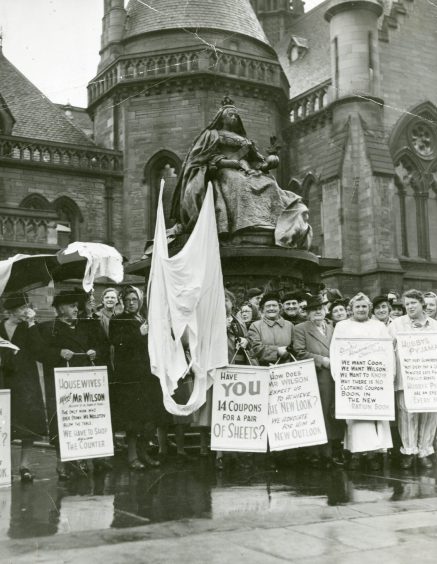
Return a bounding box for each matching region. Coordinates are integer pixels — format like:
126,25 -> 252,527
418,455 -> 433,469
367,454 -> 381,471
19,467 -> 34,483
215,457 -> 224,471
56,463 -> 71,481
140,452 -> 160,467
332,452 -> 345,467
348,454 -> 361,470
400,454 -> 414,470
128,458 -> 146,471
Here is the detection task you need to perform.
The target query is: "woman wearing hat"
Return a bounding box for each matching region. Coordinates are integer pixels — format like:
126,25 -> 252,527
38,290 -> 103,479
327,299 -> 348,326
372,295 -> 392,326
0,293 -> 47,481
109,285 -> 168,470
248,293 -> 293,365
293,295 -> 345,467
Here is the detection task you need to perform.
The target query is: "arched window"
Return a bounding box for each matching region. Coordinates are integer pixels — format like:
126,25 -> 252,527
20,194 -> 52,210
143,150 -> 182,239
53,196 -> 83,243
390,102 -> 437,261
394,158 -> 421,258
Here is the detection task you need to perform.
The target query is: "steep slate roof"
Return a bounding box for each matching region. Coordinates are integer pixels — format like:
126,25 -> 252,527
0,49 -> 94,145
124,0 -> 269,45
277,0 -> 331,99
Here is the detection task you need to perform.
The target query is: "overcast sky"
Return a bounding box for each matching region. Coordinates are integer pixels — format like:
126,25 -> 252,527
1,0 -> 325,108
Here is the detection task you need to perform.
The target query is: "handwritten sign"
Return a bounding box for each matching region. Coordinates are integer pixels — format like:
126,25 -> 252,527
335,338 -> 395,420
211,365 -> 269,452
55,366 -> 114,461
397,332 -> 437,412
0,391 -> 11,487
268,360 -> 327,451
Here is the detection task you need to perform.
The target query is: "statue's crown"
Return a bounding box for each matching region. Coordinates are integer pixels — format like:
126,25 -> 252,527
221,95 -> 236,109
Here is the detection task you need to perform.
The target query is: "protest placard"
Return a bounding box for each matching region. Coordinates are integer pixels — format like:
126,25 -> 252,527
55,366 -> 114,461
396,332 -> 437,412
268,360 -> 327,451
0,390 -> 11,487
335,338 -> 395,420
211,365 -> 269,452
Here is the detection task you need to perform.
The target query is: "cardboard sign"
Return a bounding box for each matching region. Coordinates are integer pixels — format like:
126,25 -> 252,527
55,366 -> 114,461
396,332 -> 437,412
0,390 -> 11,487
211,365 -> 269,453
268,360 -> 327,451
334,338 -> 395,420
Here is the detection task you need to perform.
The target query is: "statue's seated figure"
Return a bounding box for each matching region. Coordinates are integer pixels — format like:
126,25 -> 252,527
170,98 -> 312,249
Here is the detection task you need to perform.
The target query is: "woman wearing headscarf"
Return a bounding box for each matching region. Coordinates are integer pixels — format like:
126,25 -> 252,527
170,98 -> 312,249
109,285 -> 167,470
330,293 -> 393,471
0,294 -> 47,481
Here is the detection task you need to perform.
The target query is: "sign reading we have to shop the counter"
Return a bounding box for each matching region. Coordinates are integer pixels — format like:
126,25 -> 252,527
211,365 -> 270,452
0,391 -> 11,487
335,338 -> 395,420
55,366 -> 114,461
397,332 -> 437,412
268,360 -> 327,451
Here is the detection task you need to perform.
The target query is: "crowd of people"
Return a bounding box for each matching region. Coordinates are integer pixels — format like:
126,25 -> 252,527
1,282 -> 437,482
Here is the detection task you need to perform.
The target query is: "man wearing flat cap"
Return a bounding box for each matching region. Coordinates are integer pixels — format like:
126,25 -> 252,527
37,290 -> 103,479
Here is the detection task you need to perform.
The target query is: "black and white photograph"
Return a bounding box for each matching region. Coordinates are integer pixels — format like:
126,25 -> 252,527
1,0 -> 437,562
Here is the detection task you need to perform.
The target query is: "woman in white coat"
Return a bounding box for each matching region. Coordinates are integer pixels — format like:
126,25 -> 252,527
330,292 -> 393,470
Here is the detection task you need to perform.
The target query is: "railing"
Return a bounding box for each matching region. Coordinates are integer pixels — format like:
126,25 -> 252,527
0,207 -> 60,248
88,47 -> 283,105
0,134 -> 123,175
289,80 -> 332,123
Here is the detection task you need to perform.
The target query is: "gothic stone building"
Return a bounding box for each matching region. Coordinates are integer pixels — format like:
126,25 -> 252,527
1,0 -> 437,295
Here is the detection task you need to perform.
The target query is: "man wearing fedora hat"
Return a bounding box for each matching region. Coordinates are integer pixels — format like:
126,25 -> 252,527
37,290 -> 103,479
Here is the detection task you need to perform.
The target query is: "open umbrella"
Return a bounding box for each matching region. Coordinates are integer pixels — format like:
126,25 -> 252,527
0,243 -> 123,297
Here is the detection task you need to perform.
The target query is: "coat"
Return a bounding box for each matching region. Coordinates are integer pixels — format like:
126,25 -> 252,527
109,312 -> 170,433
330,318 -> 393,453
37,317 -> 103,443
293,320 -> 344,442
0,322 -> 47,440
248,316 -> 293,365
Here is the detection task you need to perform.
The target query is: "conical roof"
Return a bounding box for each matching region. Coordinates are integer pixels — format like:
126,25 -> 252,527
0,50 -> 93,145
124,0 -> 269,45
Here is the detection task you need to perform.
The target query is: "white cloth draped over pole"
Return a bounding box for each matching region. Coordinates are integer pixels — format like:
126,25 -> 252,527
147,180 -> 228,416
59,242 -> 124,293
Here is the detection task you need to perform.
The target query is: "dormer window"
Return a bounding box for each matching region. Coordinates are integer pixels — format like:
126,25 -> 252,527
287,36 -> 308,63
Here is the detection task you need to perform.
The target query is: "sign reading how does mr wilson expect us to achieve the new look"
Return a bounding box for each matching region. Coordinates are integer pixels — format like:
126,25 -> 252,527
268,360 -> 327,451
397,332 -> 437,413
335,338 -> 395,420
55,366 -> 114,461
211,365 -> 269,453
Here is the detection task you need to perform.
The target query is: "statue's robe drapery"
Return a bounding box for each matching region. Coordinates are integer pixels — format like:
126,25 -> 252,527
171,110 -> 312,249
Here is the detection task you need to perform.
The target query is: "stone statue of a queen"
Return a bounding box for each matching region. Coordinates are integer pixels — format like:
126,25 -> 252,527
170,98 -> 312,249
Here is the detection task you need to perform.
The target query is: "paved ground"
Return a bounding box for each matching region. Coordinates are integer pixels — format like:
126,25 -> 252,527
1,446 -> 437,563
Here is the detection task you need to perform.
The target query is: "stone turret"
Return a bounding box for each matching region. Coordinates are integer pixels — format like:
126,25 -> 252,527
251,0 -> 305,46
325,0 -> 383,100
99,0 -> 126,72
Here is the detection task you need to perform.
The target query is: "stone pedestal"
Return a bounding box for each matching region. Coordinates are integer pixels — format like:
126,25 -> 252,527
126,230 -> 336,295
